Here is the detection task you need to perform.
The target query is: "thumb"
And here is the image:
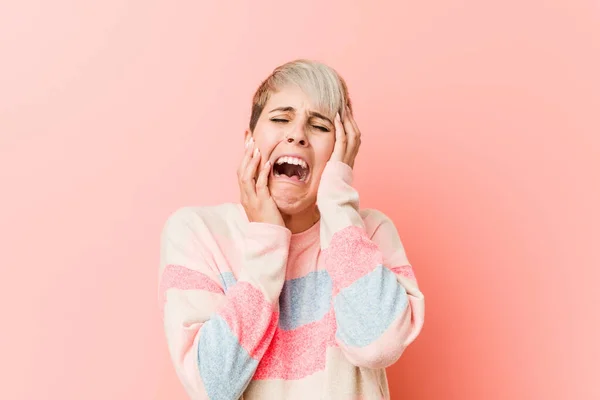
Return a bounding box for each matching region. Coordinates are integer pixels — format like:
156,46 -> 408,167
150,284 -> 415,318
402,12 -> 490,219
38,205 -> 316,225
255,160 -> 271,197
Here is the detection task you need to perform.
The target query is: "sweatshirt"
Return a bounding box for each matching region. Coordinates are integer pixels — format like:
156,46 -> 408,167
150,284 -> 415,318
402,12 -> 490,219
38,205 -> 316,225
159,160 -> 425,400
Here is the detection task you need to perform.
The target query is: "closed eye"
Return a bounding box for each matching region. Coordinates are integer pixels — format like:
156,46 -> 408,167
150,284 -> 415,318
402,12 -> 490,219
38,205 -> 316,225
271,118 -> 330,132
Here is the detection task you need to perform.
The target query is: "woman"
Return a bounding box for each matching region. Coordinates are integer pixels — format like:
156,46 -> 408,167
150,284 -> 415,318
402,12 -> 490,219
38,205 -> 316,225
159,59 -> 425,399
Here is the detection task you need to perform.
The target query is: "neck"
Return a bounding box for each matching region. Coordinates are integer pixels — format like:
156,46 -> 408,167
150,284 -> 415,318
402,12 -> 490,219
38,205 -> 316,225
282,206 -> 320,234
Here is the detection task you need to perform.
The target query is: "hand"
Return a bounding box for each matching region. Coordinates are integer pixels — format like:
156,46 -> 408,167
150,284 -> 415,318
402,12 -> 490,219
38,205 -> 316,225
330,106 -> 361,168
237,137 -> 285,227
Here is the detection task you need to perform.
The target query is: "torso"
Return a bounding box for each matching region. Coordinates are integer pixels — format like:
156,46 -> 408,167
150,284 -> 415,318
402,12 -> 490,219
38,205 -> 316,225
198,203 -> 390,399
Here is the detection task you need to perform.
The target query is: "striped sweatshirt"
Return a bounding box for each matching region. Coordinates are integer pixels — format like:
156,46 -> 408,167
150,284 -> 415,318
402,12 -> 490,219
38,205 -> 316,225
159,160 -> 425,400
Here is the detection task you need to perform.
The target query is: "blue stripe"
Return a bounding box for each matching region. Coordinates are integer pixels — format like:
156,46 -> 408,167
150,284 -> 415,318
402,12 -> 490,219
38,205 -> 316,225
218,272 -> 238,293
334,265 -> 408,347
198,315 -> 257,400
278,270 -> 332,330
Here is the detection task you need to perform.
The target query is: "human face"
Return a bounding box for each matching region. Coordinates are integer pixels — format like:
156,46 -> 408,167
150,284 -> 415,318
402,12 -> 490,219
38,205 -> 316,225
245,84 -> 336,215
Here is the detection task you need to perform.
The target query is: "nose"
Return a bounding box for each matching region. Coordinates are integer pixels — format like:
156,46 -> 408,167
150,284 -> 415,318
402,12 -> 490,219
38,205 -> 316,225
285,124 -> 308,147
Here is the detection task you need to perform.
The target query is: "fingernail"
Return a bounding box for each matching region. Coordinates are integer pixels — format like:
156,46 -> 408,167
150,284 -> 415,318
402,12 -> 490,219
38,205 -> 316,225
336,113 -> 340,121
264,160 -> 270,169
254,148 -> 259,157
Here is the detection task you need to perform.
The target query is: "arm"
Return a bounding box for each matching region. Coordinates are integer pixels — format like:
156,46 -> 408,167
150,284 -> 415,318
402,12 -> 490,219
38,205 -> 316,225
159,207 -> 291,400
317,161 -> 425,369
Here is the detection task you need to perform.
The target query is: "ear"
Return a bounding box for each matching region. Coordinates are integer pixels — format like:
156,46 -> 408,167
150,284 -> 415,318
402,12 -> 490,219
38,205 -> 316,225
244,128 -> 252,144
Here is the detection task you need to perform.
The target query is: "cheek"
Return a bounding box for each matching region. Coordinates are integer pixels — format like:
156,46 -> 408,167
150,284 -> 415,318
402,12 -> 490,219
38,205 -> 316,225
312,136 -> 335,163
254,128 -> 283,153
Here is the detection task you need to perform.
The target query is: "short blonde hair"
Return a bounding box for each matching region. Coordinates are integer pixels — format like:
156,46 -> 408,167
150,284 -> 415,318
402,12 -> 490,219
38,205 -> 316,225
249,59 -> 352,132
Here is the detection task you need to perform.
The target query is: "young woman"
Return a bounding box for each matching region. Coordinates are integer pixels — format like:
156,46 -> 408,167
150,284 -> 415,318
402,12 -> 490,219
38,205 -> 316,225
159,59 -> 425,399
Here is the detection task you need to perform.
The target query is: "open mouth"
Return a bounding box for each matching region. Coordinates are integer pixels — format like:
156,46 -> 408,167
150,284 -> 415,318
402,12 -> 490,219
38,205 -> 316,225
272,156 -> 310,182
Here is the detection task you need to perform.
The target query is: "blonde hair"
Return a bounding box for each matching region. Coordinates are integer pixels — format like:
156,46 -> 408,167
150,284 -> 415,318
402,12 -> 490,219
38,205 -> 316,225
249,59 -> 352,132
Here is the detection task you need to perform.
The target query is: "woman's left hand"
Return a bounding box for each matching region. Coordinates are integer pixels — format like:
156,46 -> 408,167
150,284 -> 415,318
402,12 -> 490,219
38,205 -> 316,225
330,106 -> 361,169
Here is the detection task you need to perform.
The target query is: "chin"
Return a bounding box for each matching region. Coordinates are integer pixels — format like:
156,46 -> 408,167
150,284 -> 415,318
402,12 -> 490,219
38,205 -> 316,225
272,192 -> 314,216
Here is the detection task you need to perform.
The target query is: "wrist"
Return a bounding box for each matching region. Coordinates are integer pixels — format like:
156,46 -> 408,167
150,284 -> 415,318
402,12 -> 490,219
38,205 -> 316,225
323,160 -> 353,183
246,221 -> 291,237
317,161 -> 356,206
248,216 -> 285,227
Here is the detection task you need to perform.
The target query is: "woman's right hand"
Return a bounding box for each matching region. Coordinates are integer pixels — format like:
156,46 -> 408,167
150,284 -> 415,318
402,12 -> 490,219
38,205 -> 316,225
238,137 -> 285,227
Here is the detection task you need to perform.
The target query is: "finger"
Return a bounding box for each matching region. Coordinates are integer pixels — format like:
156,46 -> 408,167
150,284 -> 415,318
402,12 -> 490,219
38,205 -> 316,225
255,160 -> 271,197
342,110 -> 357,164
242,147 -> 260,196
333,112 -> 346,161
345,106 -> 361,141
346,107 -> 361,165
238,138 -> 255,178
238,141 -> 253,181
346,106 -> 360,136
350,139 -> 360,168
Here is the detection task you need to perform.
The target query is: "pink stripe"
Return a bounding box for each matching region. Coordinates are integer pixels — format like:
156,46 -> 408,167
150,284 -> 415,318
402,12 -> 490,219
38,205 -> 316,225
390,264 -> 416,280
159,264 -> 223,314
323,226 -> 383,295
217,281 -> 278,359
253,309 -> 338,380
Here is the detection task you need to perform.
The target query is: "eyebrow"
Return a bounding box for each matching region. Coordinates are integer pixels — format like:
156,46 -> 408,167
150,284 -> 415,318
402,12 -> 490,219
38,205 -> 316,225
268,106 -> 332,124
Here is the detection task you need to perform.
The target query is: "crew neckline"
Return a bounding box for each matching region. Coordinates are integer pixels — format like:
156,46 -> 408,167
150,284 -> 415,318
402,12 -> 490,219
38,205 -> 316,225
289,217 -> 320,249
235,203 -> 320,249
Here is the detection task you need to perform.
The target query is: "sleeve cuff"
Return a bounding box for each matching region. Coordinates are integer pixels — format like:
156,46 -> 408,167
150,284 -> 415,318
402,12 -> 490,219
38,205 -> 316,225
321,161 -> 354,185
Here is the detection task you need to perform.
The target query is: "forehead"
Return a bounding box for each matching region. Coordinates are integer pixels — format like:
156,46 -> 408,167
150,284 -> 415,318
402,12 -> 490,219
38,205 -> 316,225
265,84 -> 326,115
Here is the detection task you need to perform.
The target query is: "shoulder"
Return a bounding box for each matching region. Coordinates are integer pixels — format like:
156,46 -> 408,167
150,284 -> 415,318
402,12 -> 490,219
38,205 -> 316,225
359,208 -> 410,265
159,203 -> 246,274
162,202 -> 244,239
359,208 -> 400,238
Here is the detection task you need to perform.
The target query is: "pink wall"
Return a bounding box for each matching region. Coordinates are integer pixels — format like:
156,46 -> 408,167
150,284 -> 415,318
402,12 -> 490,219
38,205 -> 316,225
1,1 -> 598,399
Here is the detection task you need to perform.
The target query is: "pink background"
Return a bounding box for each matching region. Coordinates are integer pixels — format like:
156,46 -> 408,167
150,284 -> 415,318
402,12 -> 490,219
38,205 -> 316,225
1,1 -> 598,399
